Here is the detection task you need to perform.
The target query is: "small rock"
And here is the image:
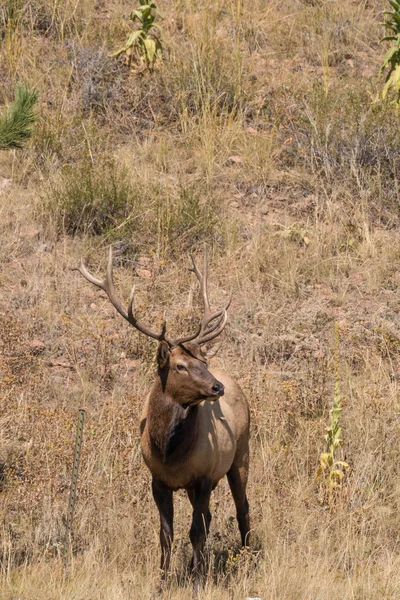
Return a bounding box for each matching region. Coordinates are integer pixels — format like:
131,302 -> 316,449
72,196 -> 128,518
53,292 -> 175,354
113,240 -> 128,256
230,201 -> 240,209
137,256 -> 152,267
19,229 -> 41,239
28,339 -> 46,355
337,319 -> 348,330
37,242 -> 48,253
0,179 -> 12,194
90,303 -> 97,310
260,204 -> 269,215
226,155 -> 244,166
136,268 -> 152,279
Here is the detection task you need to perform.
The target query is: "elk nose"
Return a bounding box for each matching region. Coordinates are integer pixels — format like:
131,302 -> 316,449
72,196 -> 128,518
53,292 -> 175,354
211,381 -> 224,397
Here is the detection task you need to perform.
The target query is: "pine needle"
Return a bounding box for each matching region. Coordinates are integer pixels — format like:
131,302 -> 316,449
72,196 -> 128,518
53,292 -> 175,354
0,84 -> 38,150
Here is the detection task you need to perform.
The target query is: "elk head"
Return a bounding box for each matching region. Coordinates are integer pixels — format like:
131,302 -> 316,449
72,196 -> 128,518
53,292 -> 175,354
156,341 -> 225,406
75,248 -> 230,405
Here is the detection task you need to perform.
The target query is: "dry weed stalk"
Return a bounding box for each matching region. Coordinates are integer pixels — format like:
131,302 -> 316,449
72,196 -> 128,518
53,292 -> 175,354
316,323 -> 351,507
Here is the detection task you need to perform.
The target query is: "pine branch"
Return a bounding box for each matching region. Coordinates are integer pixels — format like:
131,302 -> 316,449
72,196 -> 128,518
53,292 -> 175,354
0,84 -> 39,150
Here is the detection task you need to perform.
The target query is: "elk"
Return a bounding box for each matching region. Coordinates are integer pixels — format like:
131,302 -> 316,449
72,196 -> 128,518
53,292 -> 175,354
76,248 -> 250,589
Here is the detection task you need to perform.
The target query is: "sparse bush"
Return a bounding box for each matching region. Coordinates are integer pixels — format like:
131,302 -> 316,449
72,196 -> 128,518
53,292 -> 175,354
41,160 -> 219,253
273,82 -> 400,219
41,159 -> 140,236
68,45 -> 127,116
157,185 -> 217,250
162,47 -> 244,121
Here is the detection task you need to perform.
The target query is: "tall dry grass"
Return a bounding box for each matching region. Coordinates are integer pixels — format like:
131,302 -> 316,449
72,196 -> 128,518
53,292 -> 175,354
1,0 -> 400,598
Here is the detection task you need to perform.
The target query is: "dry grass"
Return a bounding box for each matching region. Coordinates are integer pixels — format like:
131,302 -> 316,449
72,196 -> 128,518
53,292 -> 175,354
1,0 -> 400,598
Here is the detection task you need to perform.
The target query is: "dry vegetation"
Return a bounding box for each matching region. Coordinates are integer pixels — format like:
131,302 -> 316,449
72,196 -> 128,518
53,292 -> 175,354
1,0 -> 400,598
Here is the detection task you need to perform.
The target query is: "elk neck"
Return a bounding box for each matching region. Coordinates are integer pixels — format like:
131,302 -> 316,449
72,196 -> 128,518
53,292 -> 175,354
146,377 -> 199,464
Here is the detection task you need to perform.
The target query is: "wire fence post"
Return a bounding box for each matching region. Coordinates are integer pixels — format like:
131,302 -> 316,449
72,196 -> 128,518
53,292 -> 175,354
64,408 -> 85,567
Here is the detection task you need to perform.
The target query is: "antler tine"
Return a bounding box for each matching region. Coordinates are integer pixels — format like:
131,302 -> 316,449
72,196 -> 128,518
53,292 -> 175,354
197,311 -> 228,345
76,247 -> 129,321
200,295 -> 232,331
190,250 -> 212,316
171,322 -> 203,348
76,247 -> 170,344
195,294 -> 232,345
202,247 -> 210,312
188,250 -> 231,346
127,285 -> 170,342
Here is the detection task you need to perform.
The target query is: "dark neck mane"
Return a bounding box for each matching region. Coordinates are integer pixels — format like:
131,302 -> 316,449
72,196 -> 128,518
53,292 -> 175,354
148,382 -> 199,463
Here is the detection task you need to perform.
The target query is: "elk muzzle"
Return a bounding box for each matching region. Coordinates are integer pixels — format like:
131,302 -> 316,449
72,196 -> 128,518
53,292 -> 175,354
210,380 -> 224,398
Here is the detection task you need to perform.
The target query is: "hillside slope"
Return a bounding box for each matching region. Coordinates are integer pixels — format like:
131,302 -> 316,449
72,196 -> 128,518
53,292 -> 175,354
1,1 -> 400,598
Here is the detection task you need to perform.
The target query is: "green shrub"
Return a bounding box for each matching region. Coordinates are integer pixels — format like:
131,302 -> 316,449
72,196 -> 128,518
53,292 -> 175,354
0,84 -> 38,150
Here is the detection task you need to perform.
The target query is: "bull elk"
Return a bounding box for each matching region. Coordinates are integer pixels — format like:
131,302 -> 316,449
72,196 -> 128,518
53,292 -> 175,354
76,248 -> 250,589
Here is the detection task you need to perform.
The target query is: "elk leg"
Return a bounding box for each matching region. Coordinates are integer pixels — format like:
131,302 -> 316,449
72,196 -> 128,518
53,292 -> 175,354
186,488 -> 212,574
152,478 -> 174,586
227,464 -> 250,547
189,478 -> 212,590
187,488 -> 212,533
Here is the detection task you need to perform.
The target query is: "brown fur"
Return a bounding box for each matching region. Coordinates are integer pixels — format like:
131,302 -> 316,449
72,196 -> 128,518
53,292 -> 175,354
140,342 -> 250,589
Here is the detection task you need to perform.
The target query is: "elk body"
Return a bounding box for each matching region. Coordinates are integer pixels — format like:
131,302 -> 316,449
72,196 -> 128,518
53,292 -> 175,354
76,249 -> 250,589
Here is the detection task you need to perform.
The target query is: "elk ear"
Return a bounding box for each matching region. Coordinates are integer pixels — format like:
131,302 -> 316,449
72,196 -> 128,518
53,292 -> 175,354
157,341 -> 170,369
200,342 -> 222,361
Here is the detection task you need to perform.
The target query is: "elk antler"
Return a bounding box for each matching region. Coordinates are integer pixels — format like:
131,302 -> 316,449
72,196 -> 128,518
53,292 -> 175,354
188,248 -> 231,346
75,247 -> 202,347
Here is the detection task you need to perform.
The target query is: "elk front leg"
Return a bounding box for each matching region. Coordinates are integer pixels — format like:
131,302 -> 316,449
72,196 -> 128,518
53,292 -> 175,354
152,478 -> 174,587
189,478 -> 212,590
187,488 -> 212,535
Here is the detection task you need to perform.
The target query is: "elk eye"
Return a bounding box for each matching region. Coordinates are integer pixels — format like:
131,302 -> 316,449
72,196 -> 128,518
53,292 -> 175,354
176,363 -> 187,372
